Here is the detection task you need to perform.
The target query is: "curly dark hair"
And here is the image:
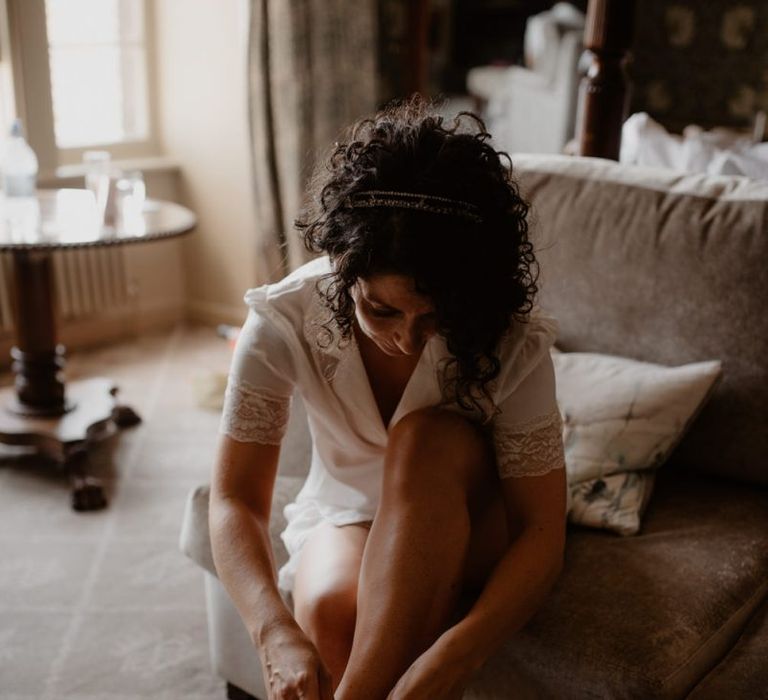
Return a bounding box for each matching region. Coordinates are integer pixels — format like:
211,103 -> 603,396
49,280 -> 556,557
296,95 -> 538,416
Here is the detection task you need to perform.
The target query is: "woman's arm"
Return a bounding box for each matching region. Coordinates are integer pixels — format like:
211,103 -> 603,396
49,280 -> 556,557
444,352 -> 567,665
390,351 -> 567,698
436,466 -> 567,670
209,435 -> 290,642
388,467 -> 567,700
210,435 -> 333,700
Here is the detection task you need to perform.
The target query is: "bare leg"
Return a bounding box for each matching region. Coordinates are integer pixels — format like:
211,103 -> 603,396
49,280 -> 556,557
336,408 -> 504,700
292,522 -> 370,689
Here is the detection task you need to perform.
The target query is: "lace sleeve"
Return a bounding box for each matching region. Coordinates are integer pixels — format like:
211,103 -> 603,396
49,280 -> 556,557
493,409 -> 565,479
220,377 -> 291,445
218,305 -> 295,445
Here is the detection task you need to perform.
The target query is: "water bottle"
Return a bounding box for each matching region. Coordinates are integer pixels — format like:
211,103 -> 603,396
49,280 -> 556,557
1,119 -> 39,197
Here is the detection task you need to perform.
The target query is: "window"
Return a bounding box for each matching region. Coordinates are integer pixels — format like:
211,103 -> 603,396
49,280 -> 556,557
46,0 -> 149,149
4,0 -> 158,172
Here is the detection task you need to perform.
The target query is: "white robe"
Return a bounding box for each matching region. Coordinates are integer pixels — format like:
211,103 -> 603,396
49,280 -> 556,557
219,255 -> 564,592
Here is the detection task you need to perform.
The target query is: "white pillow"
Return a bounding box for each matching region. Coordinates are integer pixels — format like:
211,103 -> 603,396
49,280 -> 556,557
569,471 -> 656,536
552,351 -> 722,535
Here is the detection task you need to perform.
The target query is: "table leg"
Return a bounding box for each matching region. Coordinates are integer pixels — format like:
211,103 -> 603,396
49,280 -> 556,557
9,250 -> 69,416
3,251 -> 118,510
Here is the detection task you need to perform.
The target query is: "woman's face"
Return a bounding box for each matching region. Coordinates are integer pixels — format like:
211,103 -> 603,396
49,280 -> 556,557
352,274 -> 437,357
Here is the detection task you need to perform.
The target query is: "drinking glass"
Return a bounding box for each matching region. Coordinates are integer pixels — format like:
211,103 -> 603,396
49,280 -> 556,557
82,151 -> 111,198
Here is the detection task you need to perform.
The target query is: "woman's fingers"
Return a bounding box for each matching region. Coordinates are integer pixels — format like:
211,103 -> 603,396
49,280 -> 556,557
272,666 -> 332,700
259,623 -> 333,700
298,664 -> 333,700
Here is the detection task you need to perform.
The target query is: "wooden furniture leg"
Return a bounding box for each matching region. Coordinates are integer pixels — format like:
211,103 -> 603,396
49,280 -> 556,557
407,0 -> 431,96
576,0 -> 636,159
66,442 -> 108,511
9,251 -> 68,415
1,249 -> 142,510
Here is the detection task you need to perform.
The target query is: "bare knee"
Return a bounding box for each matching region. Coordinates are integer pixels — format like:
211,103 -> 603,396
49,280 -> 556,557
294,581 -> 357,682
390,407 -> 488,453
295,579 -> 357,642
386,407 -> 492,490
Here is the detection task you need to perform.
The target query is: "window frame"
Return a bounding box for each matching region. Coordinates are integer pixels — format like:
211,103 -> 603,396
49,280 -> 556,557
4,0 -> 160,177
0,0 -> 17,133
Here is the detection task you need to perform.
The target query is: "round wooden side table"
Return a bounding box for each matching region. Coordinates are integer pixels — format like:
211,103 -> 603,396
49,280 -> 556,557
0,189 -> 196,510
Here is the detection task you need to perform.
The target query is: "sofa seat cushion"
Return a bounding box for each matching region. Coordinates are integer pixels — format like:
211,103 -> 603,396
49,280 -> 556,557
686,596 -> 768,699
475,469 -> 768,699
180,471 -> 768,699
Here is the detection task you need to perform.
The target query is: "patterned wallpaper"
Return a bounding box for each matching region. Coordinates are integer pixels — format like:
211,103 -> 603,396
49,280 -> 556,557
628,1 -> 768,133
376,1 -> 767,134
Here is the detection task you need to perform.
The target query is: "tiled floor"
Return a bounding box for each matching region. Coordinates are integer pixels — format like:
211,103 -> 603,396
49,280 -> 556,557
0,324 -> 232,700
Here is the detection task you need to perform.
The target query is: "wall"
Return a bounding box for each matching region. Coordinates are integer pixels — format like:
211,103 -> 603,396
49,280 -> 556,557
153,0 -> 261,326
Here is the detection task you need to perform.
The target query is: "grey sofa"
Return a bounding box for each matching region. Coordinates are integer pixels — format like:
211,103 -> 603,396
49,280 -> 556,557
181,154 -> 768,699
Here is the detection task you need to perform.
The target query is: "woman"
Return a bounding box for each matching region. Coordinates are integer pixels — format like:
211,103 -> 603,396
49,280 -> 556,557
209,97 -> 567,700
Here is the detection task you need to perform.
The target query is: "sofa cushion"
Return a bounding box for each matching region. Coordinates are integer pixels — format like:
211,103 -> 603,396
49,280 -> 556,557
686,596 -> 768,699
554,352 -> 722,484
182,469 -> 768,699
477,469 -> 768,699
514,154 -> 768,484
553,350 -> 722,535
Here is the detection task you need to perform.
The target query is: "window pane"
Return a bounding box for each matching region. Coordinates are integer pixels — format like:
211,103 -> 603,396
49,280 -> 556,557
49,46 -> 147,147
45,0 -> 148,148
46,0 -> 121,45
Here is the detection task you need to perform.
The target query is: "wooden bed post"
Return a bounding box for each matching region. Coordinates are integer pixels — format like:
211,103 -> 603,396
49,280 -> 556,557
576,0 -> 636,160
407,0 -> 432,96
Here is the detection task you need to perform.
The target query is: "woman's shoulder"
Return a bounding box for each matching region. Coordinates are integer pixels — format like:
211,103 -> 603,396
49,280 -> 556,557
494,309 -> 558,396
242,256 -> 333,340
432,310 -> 558,421
243,255 -> 332,311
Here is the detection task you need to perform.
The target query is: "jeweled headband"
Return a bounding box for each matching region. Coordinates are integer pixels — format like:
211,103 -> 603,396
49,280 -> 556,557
345,190 -> 482,224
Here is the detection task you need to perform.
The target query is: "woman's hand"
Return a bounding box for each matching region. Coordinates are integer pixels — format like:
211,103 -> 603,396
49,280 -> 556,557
258,623 -> 333,700
386,632 -> 476,700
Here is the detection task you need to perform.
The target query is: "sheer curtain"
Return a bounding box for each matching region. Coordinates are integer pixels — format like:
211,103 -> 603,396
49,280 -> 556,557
247,0 -> 378,279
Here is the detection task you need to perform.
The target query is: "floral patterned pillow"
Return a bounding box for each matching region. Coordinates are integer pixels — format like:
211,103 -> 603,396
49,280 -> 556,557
552,351 -> 722,535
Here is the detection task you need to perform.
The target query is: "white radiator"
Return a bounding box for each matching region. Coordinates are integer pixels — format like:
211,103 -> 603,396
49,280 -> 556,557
0,248 -> 131,335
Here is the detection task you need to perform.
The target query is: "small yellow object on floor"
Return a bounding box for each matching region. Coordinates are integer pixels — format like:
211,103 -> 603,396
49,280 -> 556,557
192,371 -> 229,412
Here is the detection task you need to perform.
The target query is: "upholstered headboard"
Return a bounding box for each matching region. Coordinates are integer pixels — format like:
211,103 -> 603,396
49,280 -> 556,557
514,154 -> 768,485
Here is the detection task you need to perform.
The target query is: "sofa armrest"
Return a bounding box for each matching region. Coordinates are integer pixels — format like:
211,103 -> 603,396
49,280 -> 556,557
179,484 -> 217,576
179,476 -> 307,578
179,477 -> 306,700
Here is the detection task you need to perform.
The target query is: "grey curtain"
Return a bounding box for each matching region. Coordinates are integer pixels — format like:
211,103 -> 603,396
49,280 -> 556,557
247,0 -> 379,280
